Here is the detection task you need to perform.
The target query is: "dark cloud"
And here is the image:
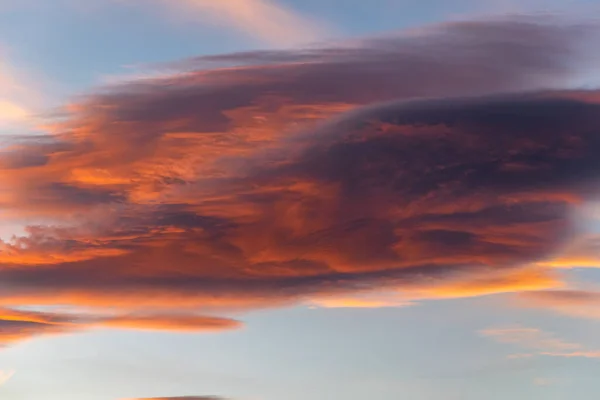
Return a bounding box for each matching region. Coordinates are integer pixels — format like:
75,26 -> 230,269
62,17 -> 598,161
1,91 -> 598,310
174,18 -> 591,102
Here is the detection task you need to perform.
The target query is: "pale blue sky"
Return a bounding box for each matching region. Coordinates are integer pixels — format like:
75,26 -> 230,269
4,299 -> 600,400
2,1 -> 600,399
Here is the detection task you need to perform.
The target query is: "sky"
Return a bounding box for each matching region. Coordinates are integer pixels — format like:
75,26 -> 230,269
2,1 -> 600,399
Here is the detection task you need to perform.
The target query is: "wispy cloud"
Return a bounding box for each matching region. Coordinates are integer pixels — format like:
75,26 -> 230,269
0,370 -> 14,386
310,268 -> 561,309
0,308 -> 241,345
123,397 -> 227,400
539,351 -> 600,358
159,0 -> 328,47
480,327 -> 580,351
481,326 -> 600,359
0,61 -> 33,129
0,46 -> 46,132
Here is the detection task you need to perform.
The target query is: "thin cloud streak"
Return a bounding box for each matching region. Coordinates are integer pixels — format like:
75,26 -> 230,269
164,0 -> 327,47
0,60 -> 33,129
0,46 -> 50,135
517,290 -> 600,319
0,308 -> 241,345
0,369 -> 14,386
480,327 -> 580,351
481,325 -> 600,360
124,397 -> 227,400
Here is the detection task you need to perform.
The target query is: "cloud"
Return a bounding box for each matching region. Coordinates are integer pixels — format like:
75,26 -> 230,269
3,18 -> 594,217
539,351 -> 600,358
536,234 -> 600,268
158,0 -> 326,47
533,377 -> 553,386
0,17 -> 599,343
3,91 -> 598,310
124,397 -> 226,400
0,45 -> 47,131
2,91 -> 599,313
99,314 -> 242,332
0,370 -> 14,386
0,61 -> 33,129
0,100 -> 29,125
0,308 -> 241,345
481,325 -> 600,359
516,290 -> 600,319
480,327 -> 580,351
310,267 -> 561,309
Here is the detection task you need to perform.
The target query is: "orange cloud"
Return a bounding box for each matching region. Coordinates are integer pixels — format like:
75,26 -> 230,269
310,267 -> 561,308
414,268 -> 562,299
0,17 -> 598,346
0,308 -> 241,345
1,89 -> 598,330
536,234 -> 600,269
516,290 -> 600,319
97,314 -> 242,332
0,308 -> 79,344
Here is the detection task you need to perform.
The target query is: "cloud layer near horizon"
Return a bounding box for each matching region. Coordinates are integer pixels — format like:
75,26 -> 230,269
1,17 -> 600,345
124,397 -> 226,400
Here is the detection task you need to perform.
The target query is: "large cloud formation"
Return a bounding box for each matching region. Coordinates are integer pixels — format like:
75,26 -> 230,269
0,17 -> 599,344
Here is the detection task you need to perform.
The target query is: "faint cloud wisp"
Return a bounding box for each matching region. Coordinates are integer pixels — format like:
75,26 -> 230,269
0,369 -> 14,386
161,0 -> 328,47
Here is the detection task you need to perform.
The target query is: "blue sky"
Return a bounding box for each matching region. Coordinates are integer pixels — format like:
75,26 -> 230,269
2,1 -> 600,400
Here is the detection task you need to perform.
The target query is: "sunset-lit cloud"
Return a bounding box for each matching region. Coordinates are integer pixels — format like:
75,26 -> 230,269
98,314 -> 242,332
0,61 -> 33,129
516,290 -> 600,319
539,351 -> 600,358
481,325 -> 600,359
0,307 -> 241,345
0,100 -> 28,125
123,397 -> 226,400
536,234 -> 600,269
157,0 -> 327,47
480,327 -> 580,351
310,268 -> 562,308
0,41 -> 49,133
0,17 -> 599,346
0,370 -> 14,386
